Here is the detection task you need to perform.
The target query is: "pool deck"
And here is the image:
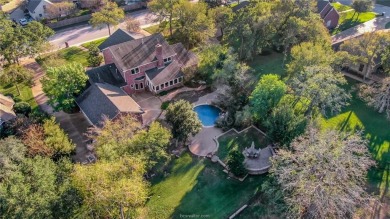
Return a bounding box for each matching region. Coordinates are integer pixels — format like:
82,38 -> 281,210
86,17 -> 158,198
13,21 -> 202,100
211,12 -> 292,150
189,90 -> 223,157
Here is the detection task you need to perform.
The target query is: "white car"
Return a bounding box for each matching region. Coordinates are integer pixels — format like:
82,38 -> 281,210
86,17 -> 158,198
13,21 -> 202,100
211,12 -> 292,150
19,18 -> 28,26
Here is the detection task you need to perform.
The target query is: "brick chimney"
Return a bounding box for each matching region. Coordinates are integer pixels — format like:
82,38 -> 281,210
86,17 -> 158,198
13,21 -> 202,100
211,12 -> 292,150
155,44 -> 164,68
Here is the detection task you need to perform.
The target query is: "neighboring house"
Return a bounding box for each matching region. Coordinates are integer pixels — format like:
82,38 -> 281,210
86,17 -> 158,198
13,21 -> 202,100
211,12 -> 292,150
100,32 -> 198,94
317,0 -> 340,29
76,83 -> 143,126
26,0 -> 53,20
0,94 -> 16,128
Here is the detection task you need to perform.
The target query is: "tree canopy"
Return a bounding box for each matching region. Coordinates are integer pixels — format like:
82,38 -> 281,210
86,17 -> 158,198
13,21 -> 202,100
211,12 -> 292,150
271,127 -> 375,218
165,100 -> 202,143
41,62 -> 88,112
90,1 -> 125,35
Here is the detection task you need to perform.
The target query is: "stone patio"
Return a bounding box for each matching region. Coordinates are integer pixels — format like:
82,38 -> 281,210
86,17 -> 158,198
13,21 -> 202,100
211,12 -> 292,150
189,127 -> 223,156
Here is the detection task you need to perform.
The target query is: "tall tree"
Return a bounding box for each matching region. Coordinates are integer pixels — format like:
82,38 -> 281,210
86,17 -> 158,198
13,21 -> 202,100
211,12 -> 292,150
0,137 -> 26,180
227,149 -> 247,177
351,0 -> 373,19
0,64 -> 33,96
197,44 -> 229,83
209,6 -> 233,39
90,1 -> 125,35
165,100 -> 202,144
0,156 -> 81,218
149,0 -> 180,37
41,63 -> 88,112
249,74 -> 287,122
174,1 -> 214,48
72,157 -> 149,218
0,21 -> 54,64
125,17 -> 141,32
289,65 -> 350,117
287,41 -> 336,77
340,32 -> 390,79
359,77 -> 390,120
271,127 -> 375,219
263,95 -> 307,147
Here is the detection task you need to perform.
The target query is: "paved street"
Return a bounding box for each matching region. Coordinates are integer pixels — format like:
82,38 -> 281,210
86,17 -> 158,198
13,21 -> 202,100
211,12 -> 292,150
49,9 -> 158,49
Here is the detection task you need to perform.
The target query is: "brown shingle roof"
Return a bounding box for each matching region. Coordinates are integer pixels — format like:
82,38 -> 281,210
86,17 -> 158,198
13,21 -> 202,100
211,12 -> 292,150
145,60 -> 184,86
170,43 -> 198,68
76,83 -> 142,126
0,94 -> 16,124
108,33 -> 176,71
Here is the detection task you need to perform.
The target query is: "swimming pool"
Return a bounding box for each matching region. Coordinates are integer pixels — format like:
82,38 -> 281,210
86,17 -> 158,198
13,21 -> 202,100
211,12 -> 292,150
193,105 -> 221,127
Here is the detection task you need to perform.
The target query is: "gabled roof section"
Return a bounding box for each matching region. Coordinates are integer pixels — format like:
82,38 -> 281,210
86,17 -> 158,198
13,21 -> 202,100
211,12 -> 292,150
76,83 -> 142,126
27,0 -> 52,12
98,29 -> 135,51
108,33 -> 176,71
317,0 -> 330,14
170,43 -> 198,68
232,1 -> 250,13
0,94 -> 16,124
146,60 -> 184,85
0,94 -> 15,108
86,63 -> 126,87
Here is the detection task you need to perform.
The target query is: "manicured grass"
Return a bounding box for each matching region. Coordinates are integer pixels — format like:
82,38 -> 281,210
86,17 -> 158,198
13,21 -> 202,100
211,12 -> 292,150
81,37 -> 108,49
57,47 -> 89,67
247,51 -> 287,79
144,23 -> 175,37
320,80 -> 390,205
146,153 -> 265,218
331,2 -> 352,12
0,83 -> 38,110
377,0 -> 390,7
332,10 -> 377,35
217,127 -> 270,162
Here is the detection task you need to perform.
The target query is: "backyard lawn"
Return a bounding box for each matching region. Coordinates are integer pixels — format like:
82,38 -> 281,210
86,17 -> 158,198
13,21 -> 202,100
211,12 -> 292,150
331,2 -> 352,12
146,149 -> 266,218
37,47 -> 89,68
247,51 -> 287,79
0,83 -> 38,110
331,9 -> 377,35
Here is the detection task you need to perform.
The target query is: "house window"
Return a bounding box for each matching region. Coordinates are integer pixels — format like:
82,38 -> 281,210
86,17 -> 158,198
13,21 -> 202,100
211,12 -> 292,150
135,84 -> 139,90
161,84 -> 165,89
140,83 -> 144,89
152,86 -> 155,90
170,81 -> 173,86
39,14 -> 42,17
174,79 -> 178,84
131,67 -> 140,75
359,64 -> 364,72
156,85 -> 160,91
43,5 -> 46,10
163,57 -> 172,63
179,77 -> 182,82
165,82 -> 169,87
146,81 -> 149,86
131,84 -> 134,88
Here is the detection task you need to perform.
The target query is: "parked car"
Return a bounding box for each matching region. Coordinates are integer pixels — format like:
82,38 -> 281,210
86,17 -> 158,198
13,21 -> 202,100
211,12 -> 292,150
19,18 -> 28,26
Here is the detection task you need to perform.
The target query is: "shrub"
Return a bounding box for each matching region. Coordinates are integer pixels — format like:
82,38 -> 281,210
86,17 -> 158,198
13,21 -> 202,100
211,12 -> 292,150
227,149 -> 247,177
13,102 -> 32,116
161,101 -> 170,110
13,96 -> 22,103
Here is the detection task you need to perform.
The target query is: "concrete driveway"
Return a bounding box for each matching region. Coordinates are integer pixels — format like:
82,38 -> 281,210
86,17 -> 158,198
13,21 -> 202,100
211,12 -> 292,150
131,92 -> 162,126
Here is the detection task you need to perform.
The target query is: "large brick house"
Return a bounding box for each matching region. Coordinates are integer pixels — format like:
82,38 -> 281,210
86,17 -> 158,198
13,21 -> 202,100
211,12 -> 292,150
76,29 -> 198,126
100,32 -> 198,94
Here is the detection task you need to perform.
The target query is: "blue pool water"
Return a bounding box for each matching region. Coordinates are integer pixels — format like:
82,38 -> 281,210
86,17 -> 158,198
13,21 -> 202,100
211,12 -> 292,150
193,105 -> 221,126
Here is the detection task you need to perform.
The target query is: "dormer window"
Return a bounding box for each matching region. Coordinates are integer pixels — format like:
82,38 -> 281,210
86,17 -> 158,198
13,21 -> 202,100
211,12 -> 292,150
163,57 -> 172,63
131,67 -> 140,75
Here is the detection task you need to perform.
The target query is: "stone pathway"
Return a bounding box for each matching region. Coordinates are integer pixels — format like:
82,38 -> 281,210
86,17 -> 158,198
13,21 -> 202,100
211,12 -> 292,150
160,85 -> 207,102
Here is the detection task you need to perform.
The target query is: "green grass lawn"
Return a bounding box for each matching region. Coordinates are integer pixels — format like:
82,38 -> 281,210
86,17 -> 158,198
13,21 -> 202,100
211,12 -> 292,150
331,2 -> 352,12
377,0 -> 390,7
81,37 -> 108,49
0,83 -> 38,110
332,10 -> 377,35
247,51 -> 287,79
217,127 -> 270,162
320,80 -> 390,211
38,47 -> 89,68
144,23 -> 174,37
146,153 -> 265,218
